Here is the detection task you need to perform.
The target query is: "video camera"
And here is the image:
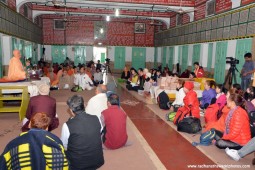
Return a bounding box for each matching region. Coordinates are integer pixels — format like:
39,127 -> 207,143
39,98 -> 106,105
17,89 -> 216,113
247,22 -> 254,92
226,57 -> 239,66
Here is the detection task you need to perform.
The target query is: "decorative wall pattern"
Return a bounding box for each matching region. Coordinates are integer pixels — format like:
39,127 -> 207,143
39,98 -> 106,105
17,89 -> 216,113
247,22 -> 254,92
155,4 -> 255,46
42,16 -> 159,46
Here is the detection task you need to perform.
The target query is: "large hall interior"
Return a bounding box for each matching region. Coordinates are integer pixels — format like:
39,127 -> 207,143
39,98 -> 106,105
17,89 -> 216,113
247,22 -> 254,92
1,0 -> 255,169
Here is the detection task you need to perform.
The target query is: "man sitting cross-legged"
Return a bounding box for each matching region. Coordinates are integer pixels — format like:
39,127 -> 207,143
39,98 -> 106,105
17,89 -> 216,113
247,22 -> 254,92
101,93 -> 129,149
61,95 -> 104,170
86,84 -> 108,129
22,84 -> 59,132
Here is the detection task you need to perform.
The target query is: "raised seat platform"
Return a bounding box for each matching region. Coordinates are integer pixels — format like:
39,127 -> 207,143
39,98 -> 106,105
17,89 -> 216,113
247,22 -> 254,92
0,86 -> 29,120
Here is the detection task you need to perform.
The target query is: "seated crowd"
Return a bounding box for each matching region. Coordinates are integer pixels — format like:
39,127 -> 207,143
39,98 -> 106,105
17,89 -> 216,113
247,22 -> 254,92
0,83 -> 128,169
26,57 -> 105,91
120,59 -> 255,164
1,50 -> 255,167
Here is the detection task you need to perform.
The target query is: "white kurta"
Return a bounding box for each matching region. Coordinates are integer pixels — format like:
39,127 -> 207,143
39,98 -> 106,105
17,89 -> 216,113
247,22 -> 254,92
79,73 -> 94,90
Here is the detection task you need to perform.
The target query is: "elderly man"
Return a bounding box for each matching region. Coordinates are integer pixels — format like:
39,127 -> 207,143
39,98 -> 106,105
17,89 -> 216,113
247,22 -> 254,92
22,84 -> 59,132
0,50 -> 26,81
61,95 -> 104,170
86,84 -> 108,128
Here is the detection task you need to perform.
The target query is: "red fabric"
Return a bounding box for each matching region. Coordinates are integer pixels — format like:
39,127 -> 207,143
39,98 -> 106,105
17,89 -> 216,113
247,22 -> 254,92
194,67 -> 205,78
205,106 -> 229,132
204,103 -> 219,124
102,105 -> 128,149
183,90 -> 200,119
22,95 -> 59,132
173,106 -> 190,125
184,81 -> 194,91
222,107 -> 251,146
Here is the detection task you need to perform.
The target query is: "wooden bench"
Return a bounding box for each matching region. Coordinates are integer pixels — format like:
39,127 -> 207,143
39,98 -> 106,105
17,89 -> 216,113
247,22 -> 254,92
0,86 -> 29,120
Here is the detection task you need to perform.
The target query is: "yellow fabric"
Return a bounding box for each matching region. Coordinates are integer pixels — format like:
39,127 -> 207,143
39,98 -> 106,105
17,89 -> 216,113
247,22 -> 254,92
7,57 -> 26,81
18,143 -> 29,153
131,75 -> 138,83
167,93 -> 176,100
194,78 -> 215,90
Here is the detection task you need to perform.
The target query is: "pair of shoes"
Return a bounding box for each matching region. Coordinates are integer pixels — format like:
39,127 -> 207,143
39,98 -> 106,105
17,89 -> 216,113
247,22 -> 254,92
225,147 -> 241,161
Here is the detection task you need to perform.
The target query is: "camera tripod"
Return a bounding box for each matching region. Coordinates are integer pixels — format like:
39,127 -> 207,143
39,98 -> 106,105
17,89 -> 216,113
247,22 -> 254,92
223,64 -> 240,87
102,64 -> 112,75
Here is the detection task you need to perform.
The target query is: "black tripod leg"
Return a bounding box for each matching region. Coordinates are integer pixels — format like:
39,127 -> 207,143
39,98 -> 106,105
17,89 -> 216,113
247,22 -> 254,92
223,68 -> 232,87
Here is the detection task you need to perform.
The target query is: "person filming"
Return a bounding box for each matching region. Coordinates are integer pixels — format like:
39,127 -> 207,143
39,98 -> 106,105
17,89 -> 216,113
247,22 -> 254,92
241,53 -> 255,90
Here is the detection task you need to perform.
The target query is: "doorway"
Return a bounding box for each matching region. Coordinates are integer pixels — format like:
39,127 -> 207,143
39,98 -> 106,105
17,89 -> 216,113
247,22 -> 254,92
93,47 -> 107,64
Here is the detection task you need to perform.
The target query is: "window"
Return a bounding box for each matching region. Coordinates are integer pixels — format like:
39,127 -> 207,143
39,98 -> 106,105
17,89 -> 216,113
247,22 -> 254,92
206,0 -> 216,16
54,20 -> 65,29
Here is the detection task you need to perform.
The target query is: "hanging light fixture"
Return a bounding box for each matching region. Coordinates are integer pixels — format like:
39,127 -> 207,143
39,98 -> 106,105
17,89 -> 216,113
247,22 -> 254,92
106,15 -> 110,21
115,9 -> 119,16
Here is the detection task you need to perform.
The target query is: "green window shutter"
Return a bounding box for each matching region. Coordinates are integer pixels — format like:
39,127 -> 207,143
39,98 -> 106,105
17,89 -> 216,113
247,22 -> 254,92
52,45 -> 67,64
235,39 -> 252,84
132,47 -> 146,70
162,47 -> 167,68
114,47 -> 126,69
168,47 -> 174,71
74,46 -> 86,66
214,41 -> 228,84
192,44 -> 201,70
181,45 -> 188,72
154,47 -> 158,68
207,43 -> 214,72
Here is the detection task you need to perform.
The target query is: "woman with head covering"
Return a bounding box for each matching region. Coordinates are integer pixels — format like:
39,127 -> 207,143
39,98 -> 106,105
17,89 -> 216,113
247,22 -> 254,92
183,81 -> 200,119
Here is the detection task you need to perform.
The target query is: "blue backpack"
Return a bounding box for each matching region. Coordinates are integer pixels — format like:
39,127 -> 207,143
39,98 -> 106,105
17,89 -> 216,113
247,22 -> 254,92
192,129 -> 216,146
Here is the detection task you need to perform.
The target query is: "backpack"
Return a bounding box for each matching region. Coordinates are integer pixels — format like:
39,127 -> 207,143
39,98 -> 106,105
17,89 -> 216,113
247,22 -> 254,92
166,112 -> 176,122
248,111 -> 255,138
173,106 -> 191,125
177,117 -> 202,134
192,129 -> 216,146
157,91 -> 170,110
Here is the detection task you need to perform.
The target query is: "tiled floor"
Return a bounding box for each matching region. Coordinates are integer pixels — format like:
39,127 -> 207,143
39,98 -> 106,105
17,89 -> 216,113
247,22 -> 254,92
117,85 -> 221,170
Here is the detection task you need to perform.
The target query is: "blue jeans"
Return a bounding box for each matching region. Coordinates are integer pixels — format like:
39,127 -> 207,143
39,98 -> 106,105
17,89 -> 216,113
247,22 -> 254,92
238,137 -> 255,158
241,78 -> 251,91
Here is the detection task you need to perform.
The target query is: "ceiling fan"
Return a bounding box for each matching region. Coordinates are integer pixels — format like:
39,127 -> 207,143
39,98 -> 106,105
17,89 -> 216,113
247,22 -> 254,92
149,5 -> 162,26
167,0 -> 196,14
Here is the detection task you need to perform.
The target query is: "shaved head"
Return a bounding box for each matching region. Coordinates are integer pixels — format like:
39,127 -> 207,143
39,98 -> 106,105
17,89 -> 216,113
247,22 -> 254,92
13,50 -> 21,59
96,84 -> 107,94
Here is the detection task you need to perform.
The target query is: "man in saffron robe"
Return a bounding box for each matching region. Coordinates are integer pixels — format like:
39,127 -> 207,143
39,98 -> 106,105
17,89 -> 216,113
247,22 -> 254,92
0,50 -> 26,82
